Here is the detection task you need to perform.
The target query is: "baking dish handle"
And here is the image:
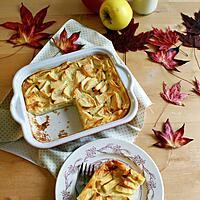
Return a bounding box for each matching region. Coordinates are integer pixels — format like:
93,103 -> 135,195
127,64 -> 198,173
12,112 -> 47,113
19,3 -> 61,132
10,94 -> 25,125
116,61 -> 135,92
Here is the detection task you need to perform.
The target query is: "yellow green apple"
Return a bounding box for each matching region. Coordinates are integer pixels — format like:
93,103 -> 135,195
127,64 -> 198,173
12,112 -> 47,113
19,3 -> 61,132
99,0 -> 133,30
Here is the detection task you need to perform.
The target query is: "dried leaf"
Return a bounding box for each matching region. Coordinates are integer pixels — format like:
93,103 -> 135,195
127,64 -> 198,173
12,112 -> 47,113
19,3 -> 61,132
52,29 -> 84,54
148,27 -> 179,50
0,3 -> 55,48
104,19 -> 152,53
160,81 -> 188,106
192,77 -> 200,95
177,33 -> 200,49
176,10 -> 200,49
152,119 -> 193,148
181,11 -> 200,35
146,46 -> 189,71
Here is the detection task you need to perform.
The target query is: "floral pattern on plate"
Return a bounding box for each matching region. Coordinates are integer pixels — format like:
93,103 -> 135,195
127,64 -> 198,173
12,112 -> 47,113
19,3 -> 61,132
56,138 -> 164,200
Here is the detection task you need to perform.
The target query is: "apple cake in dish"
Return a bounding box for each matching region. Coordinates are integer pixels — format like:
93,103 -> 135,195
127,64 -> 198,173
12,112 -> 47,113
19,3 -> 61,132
77,160 -> 145,200
22,54 -> 130,129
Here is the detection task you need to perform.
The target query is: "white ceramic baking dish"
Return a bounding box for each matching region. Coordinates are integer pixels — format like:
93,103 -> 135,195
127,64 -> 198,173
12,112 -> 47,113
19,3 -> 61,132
10,47 -> 138,148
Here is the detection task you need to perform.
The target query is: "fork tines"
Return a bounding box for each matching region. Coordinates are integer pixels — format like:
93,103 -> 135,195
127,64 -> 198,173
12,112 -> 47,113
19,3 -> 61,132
79,163 -> 95,182
76,163 -> 95,196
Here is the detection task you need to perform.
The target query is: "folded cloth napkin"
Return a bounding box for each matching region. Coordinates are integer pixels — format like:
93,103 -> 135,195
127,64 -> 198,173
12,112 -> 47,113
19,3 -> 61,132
0,19 -> 151,177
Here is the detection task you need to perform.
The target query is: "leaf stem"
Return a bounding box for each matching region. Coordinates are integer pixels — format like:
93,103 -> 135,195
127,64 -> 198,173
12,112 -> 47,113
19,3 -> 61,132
124,52 -> 127,64
160,149 -> 173,173
31,49 -> 37,61
179,48 -> 188,57
168,71 -> 193,85
53,51 -> 61,57
194,48 -> 200,70
0,46 -> 23,60
175,44 -> 188,57
153,102 -> 168,127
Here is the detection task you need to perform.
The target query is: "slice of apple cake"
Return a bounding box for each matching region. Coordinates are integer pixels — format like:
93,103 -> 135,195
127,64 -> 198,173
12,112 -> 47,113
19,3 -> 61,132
77,160 -> 145,200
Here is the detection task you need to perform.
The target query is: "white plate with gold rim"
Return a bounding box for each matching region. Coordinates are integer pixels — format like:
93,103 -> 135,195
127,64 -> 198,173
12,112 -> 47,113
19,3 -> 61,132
56,138 -> 164,200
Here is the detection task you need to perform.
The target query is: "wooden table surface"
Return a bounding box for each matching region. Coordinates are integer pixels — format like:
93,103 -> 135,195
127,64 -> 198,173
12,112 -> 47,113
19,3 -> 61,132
0,0 -> 200,199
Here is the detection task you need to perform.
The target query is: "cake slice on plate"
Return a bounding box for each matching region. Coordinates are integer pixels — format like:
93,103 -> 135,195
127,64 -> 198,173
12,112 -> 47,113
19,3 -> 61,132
77,160 -> 145,200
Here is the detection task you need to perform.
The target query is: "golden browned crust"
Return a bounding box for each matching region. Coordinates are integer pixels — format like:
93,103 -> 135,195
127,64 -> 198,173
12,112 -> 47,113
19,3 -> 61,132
77,160 -> 145,200
22,54 -> 130,129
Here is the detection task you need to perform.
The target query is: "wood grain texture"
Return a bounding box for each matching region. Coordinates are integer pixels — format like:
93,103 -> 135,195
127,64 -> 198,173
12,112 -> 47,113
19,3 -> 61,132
0,0 -> 200,199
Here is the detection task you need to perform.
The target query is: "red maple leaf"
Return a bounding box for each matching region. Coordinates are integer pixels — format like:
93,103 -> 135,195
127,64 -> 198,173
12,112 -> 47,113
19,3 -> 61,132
146,46 -> 189,71
152,119 -> 193,148
177,33 -> 200,49
176,10 -> 200,49
148,27 -> 179,50
104,19 -> 152,53
52,29 -> 84,54
192,77 -> 200,95
0,3 -> 55,48
181,11 -> 200,35
160,81 -> 188,106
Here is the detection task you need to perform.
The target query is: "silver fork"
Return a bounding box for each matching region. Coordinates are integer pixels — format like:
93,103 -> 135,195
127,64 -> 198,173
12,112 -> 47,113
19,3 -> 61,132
75,163 -> 95,196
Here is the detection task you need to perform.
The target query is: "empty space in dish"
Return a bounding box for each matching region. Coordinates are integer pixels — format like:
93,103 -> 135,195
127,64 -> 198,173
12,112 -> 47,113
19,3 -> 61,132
28,106 -> 83,142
